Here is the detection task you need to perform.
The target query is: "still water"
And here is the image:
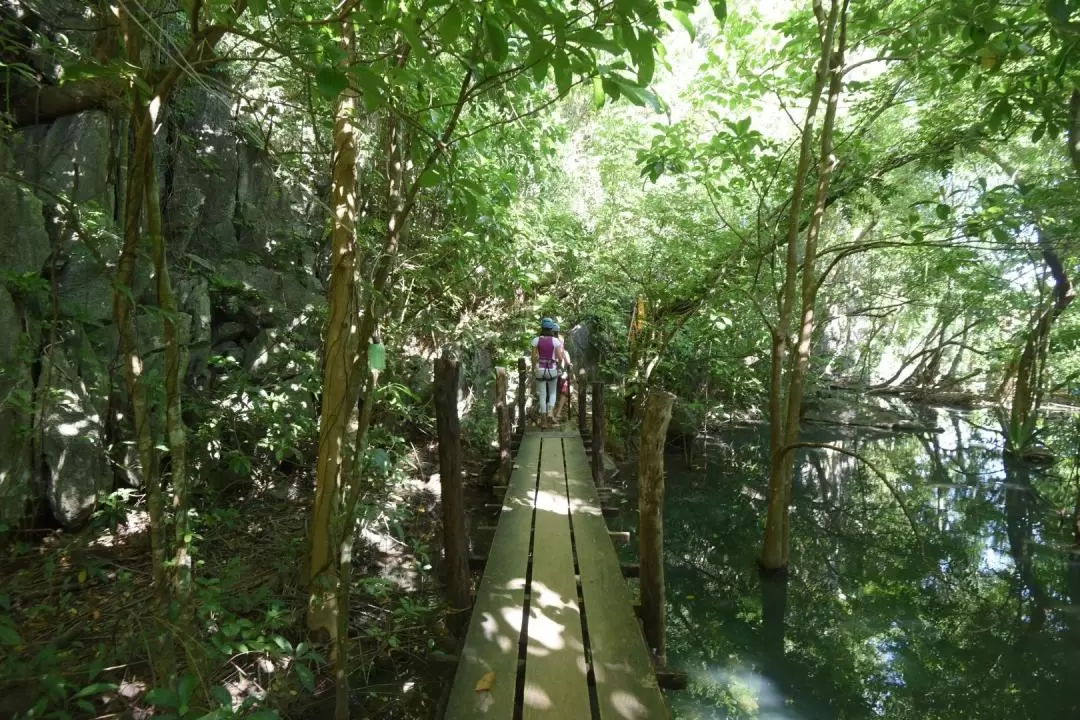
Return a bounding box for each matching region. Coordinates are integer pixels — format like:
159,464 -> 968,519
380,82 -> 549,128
621,408 -> 1080,719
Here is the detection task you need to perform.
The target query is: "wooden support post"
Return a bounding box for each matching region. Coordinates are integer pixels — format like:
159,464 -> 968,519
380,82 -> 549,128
639,389 -> 675,667
577,369 -> 588,435
434,354 -> 469,637
516,357 -> 528,434
591,381 -> 605,486
609,531 -> 630,545
495,367 -> 511,487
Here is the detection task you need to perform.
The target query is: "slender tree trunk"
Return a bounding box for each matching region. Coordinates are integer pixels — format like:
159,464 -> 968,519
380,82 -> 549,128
308,22 -> 361,641
435,355 -> 470,636
761,0 -> 844,570
144,151 -> 191,613
115,6 -> 174,679
639,390 -> 675,665
496,367 -> 512,485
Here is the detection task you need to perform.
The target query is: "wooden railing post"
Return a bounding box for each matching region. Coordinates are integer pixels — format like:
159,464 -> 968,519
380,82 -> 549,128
516,357 -> 528,434
577,369 -> 587,435
591,381 -> 605,486
639,390 -> 675,667
434,353 -> 469,636
495,367 -> 512,486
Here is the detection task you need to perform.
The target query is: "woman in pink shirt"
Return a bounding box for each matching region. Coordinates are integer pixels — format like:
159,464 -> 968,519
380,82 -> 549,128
531,317 -> 565,427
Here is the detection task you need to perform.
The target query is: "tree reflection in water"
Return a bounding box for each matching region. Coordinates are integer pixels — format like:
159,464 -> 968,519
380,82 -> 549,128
629,409 -> 1080,719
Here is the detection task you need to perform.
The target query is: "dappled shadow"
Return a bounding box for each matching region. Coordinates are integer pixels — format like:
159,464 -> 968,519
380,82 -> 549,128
448,432 -> 666,718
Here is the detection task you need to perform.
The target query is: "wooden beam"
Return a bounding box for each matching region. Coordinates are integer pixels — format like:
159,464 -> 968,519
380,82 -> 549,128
621,562 -> 640,578
609,531 -> 630,546
656,669 -> 689,690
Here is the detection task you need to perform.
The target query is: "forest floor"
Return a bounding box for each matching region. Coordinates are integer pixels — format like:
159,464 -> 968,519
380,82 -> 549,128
0,445 -> 498,720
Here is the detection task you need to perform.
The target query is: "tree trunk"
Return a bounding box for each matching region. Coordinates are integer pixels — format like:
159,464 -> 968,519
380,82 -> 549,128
639,390 -> 675,666
591,381 -> 606,486
761,0 -> 845,570
577,369 -> 588,436
144,152 -> 191,613
516,357 -> 527,435
435,354 -> 470,637
308,23 -> 361,642
496,367 -> 512,486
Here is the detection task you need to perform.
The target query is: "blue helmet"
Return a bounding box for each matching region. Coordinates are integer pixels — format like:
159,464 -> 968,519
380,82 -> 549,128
551,322 -> 560,332
541,317 -> 556,330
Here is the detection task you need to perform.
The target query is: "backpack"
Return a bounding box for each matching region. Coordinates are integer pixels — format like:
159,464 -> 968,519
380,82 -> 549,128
536,336 -> 558,379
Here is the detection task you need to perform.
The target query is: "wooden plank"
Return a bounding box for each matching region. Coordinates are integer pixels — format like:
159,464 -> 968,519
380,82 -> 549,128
564,438 -> 670,720
445,434 -> 541,718
522,438 -> 591,718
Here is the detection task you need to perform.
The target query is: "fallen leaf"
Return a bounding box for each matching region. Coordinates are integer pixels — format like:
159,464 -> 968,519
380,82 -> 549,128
78,569 -> 87,583
475,671 -> 496,693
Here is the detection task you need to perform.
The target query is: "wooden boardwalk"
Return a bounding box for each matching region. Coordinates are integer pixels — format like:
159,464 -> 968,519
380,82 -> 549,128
445,429 -> 668,719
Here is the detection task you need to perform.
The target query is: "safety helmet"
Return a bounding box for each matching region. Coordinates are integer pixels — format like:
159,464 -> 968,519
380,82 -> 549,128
551,322 -> 560,332
541,317 -> 556,330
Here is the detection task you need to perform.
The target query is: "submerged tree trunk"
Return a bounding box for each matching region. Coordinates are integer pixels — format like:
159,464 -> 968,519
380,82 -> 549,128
761,0 -> 847,570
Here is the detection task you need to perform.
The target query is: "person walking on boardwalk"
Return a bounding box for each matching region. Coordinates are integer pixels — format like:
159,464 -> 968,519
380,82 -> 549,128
531,317 -> 565,427
552,323 -> 573,422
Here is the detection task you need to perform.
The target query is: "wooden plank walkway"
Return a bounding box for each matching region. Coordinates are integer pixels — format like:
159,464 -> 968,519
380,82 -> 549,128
445,429 -> 668,719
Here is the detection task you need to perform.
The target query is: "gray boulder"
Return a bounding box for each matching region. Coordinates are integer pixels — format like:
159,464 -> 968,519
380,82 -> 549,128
0,174 -> 50,278
162,87 -> 240,259
39,345 -> 109,528
13,110 -> 112,208
0,287 -> 35,528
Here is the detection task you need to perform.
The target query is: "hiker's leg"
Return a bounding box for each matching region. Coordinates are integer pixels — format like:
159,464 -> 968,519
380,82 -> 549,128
536,377 -> 549,415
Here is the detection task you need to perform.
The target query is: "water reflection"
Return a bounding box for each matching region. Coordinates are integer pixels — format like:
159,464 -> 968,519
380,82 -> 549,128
638,408 -> 1080,719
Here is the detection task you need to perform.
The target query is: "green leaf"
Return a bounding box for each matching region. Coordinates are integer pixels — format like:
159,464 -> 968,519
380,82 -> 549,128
710,0 -> 727,24
592,76 -> 606,109
1048,0 -> 1070,24
670,9 -> 695,40
1031,122 -> 1046,143
0,623 -> 21,645
935,203 -> 950,220
553,52 -> 572,96
987,98 -> 1010,130
637,47 -> 655,86
74,683 -> 119,699
211,686 -> 232,706
352,66 -> 383,112
249,0 -> 267,16
610,77 -> 663,112
528,42 -> 551,84
145,688 -> 180,708
485,17 -> 508,63
417,167 -> 443,188
246,711 -> 281,720
295,663 -> 316,693
178,675 -> 197,706
439,5 -> 463,46
314,68 -> 348,99
400,16 -> 427,58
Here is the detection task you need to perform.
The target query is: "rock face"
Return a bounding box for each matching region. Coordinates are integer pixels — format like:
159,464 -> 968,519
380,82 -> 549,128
39,345 -> 109,528
0,286 -> 35,529
0,173 -> 51,276
1,84 -> 328,530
